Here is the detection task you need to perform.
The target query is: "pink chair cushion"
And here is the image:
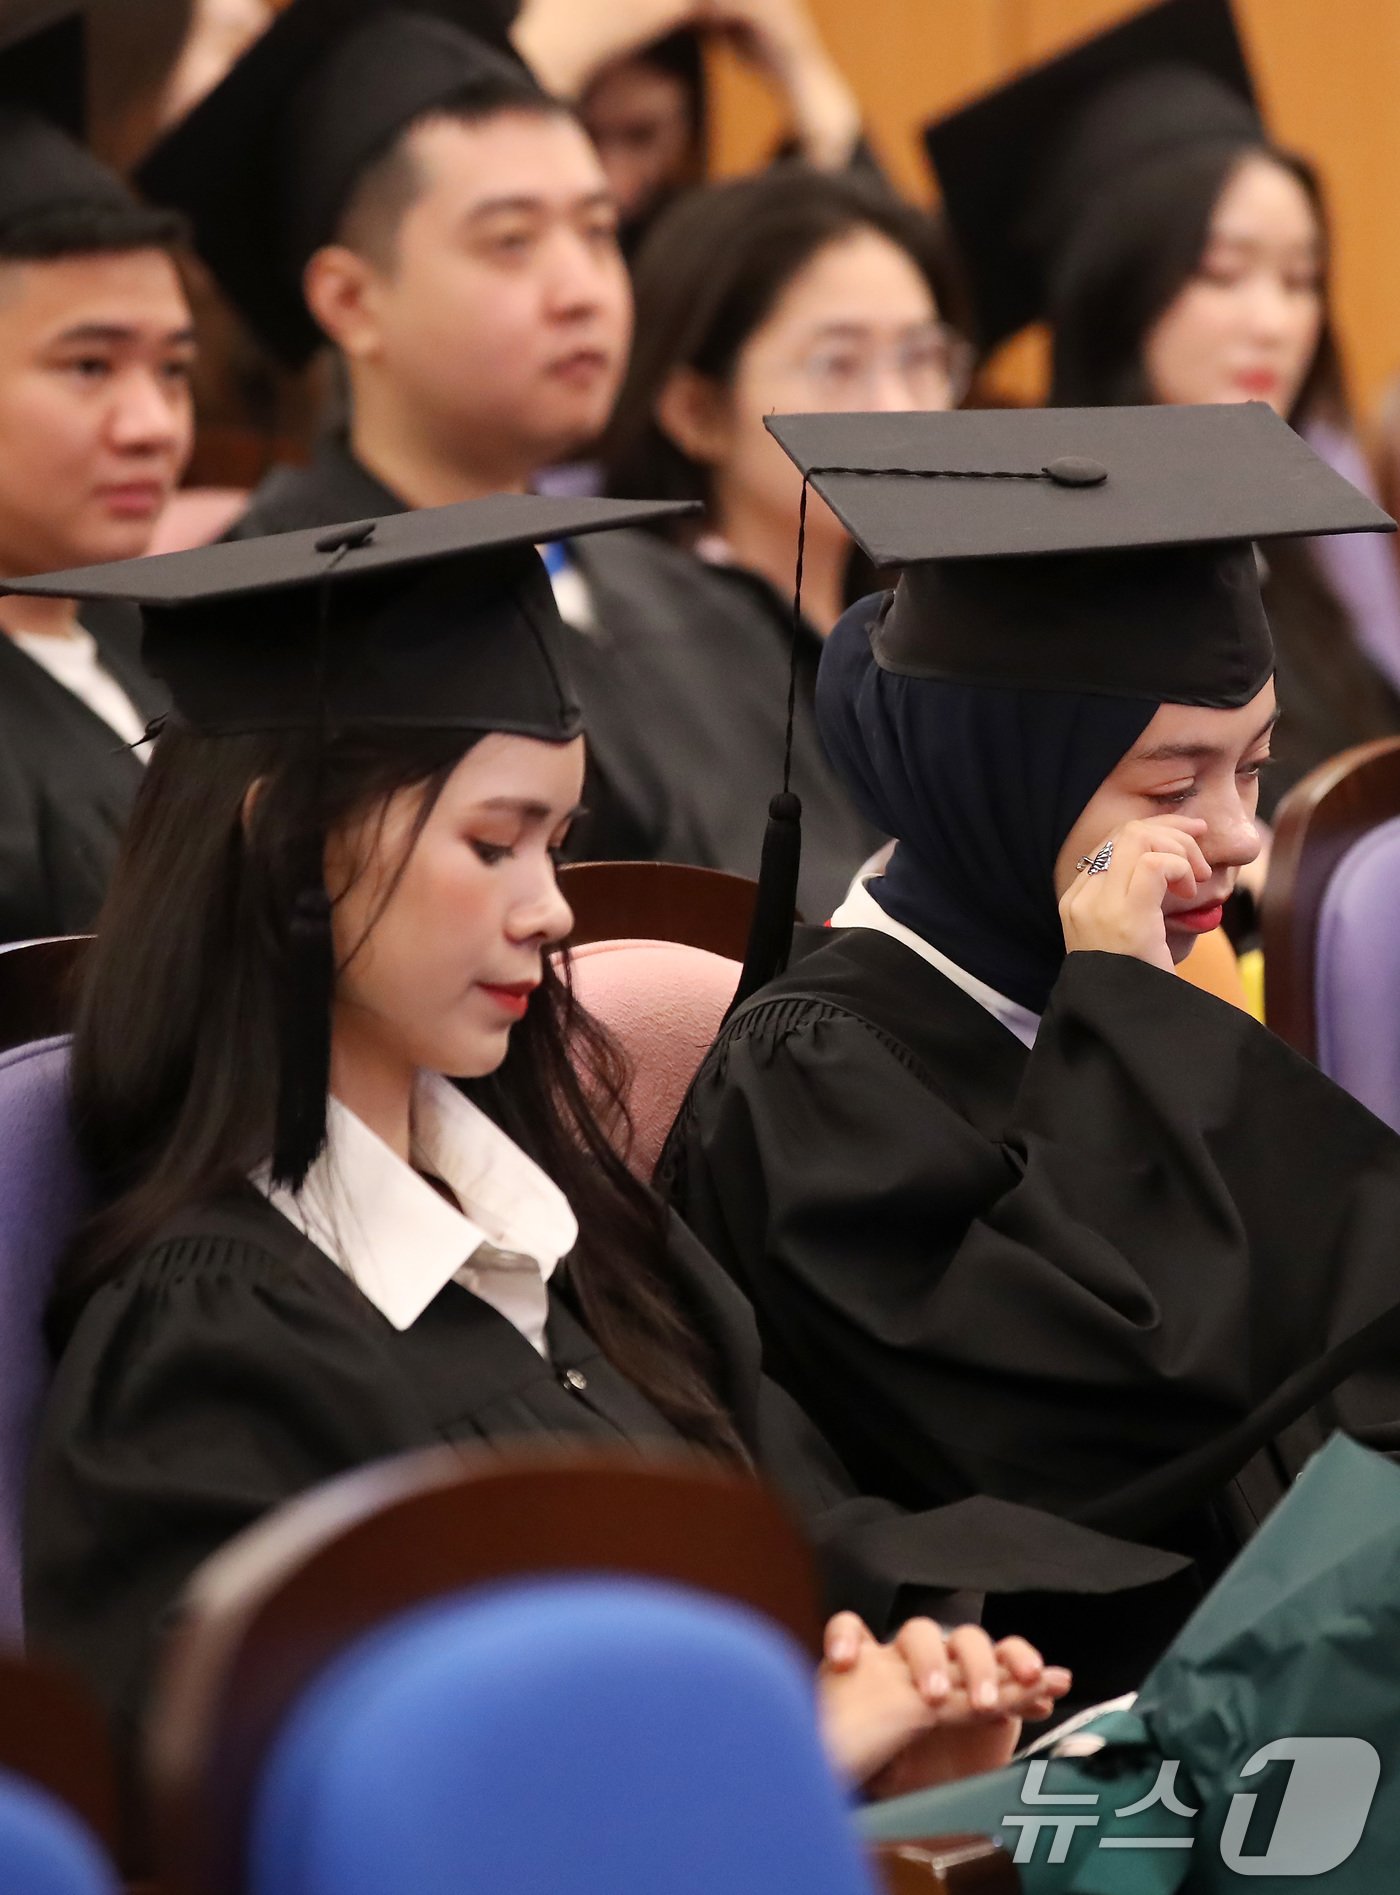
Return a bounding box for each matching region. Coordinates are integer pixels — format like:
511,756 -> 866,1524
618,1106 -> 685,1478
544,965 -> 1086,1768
148,489 -> 248,554
567,939 -> 739,1179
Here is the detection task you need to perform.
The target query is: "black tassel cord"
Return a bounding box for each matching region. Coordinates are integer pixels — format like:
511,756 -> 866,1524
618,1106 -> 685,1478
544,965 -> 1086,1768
728,458 -> 1081,1015
271,525 -> 376,1189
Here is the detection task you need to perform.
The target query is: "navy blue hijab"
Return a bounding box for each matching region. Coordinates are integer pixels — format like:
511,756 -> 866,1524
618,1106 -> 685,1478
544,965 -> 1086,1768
817,593 -> 1159,1014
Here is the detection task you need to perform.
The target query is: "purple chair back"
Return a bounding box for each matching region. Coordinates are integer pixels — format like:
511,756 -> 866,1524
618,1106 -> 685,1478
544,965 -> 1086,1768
1314,815 -> 1400,1132
0,1038 -> 89,1641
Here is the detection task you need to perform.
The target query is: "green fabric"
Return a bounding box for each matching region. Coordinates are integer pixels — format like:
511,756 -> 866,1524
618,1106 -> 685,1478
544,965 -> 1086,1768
1134,1434 -> 1400,1888
857,1436 -> 1400,1891
858,1710 -> 1193,1893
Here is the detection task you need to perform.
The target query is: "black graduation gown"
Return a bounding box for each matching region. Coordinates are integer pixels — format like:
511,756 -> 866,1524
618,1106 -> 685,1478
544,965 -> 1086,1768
0,605 -> 165,943
230,446 -> 879,915
567,530 -> 881,918
663,928 -> 1400,1662
23,1184 -> 1187,1763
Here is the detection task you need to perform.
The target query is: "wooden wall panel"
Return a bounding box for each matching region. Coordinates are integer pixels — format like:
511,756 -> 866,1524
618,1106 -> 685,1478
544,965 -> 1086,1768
707,0 -> 1013,199
708,0 -> 1400,417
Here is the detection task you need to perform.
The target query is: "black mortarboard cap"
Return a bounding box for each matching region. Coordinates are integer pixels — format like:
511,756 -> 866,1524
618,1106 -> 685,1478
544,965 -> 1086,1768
0,6 -> 143,231
5,489 -> 696,1188
728,400 -> 1393,1009
766,402 -> 1392,707
925,0 -> 1260,348
138,0 -> 533,367
2,491 -> 695,737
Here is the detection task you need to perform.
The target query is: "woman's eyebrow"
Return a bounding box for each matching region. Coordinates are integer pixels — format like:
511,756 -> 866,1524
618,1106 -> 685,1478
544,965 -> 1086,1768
1132,709 -> 1280,765
1205,230 -> 1322,259
801,319 -> 886,343
474,797 -> 582,822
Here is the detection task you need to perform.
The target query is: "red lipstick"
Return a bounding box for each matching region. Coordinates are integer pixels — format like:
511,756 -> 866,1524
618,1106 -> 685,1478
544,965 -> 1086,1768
1235,369 -> 1281,398
479,982 -> 536,1020
1167,901 -> 1225,936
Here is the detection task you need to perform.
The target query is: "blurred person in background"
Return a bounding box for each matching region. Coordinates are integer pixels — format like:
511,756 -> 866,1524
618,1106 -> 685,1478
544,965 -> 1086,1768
137,0 -> 667,862
0,10 -> 193,943
151,0 -> 275,127
927,0 -> 1400,822
515,0 -> 863,254
598,165 -> 972,916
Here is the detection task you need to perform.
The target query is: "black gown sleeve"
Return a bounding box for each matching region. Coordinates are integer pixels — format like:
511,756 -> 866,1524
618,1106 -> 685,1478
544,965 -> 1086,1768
22,1236 -> 440,1754
665,951 -> 1400,1530
0,736 -> 49,943
657,1211 -> 1190,1643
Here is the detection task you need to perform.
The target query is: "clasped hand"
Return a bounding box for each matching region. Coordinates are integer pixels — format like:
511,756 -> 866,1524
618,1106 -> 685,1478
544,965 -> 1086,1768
817,1611 -> 1071,1797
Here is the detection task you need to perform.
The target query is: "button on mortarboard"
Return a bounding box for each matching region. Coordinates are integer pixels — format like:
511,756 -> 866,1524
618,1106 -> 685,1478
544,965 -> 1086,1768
1045,458 -> 1108,489
315,523 -> 378,555
924,0 -> 1259,349
138,0 -> 536,367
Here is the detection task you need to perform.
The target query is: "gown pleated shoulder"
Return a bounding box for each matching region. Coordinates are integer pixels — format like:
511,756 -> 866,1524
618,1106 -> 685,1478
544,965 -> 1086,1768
24,1178 -> 1188,1754
663,927 -> 1400,1662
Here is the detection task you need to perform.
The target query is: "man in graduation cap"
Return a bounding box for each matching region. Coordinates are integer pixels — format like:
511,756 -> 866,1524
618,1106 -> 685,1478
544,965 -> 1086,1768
663,399 -> 1400,1700
0,7 -> 194,944
137,0 -> 703,864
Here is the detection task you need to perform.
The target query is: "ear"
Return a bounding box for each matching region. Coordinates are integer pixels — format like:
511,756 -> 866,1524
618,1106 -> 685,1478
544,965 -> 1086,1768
240,776 -> 264,836
653,366 -> 732,467
302,243 -> 387,362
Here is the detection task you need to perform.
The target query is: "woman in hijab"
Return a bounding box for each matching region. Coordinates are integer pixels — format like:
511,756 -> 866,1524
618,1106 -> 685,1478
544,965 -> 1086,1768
662,401 -> 1400,1699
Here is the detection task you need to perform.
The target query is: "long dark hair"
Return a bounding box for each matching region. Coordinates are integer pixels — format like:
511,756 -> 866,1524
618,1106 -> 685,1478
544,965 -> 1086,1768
601,164 -> 965,516
1048,141 -> 1400,800
579,28 -> 708,257
60,721 -> 745,1458
1047,141 -> 1344,422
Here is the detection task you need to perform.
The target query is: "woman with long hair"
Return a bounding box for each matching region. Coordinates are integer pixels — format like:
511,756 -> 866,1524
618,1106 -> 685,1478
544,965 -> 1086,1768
926,0 -> 1400,809
591,162 -> 970,916
18,496 -> 1184,1808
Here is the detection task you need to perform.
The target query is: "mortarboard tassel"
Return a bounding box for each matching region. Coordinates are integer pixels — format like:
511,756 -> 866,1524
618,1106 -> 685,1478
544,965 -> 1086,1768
271,869 -> 334,1191
730,478 -> 814,1013
270,523 -> 374,1189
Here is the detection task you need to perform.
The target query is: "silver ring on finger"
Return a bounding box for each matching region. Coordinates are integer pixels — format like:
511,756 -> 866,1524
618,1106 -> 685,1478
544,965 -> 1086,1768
1076,841 -> 1115,876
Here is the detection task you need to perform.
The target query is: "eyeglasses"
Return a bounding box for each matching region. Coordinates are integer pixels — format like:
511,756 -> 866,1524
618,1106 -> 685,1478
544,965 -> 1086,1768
772,322 -> 975,410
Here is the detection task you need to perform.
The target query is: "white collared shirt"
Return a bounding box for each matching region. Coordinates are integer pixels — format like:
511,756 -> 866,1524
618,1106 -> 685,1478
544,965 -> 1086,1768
12,626 -> 148,751
255,1072 -> 579,1352
830,879 -> 1042,1050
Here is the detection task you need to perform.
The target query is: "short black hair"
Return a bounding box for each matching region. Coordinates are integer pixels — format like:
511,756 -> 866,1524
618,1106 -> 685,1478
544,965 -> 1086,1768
0,196 -> 188,264
336,70 -> 578,266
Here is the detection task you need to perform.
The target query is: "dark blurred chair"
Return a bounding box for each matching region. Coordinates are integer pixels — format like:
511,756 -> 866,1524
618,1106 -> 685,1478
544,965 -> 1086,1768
559,860 -> 762,961
0,1651 -> 120,1866
0,1036 -> 89,1640
0,938 -> 90,1056
1263,737 -> 1400,1125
